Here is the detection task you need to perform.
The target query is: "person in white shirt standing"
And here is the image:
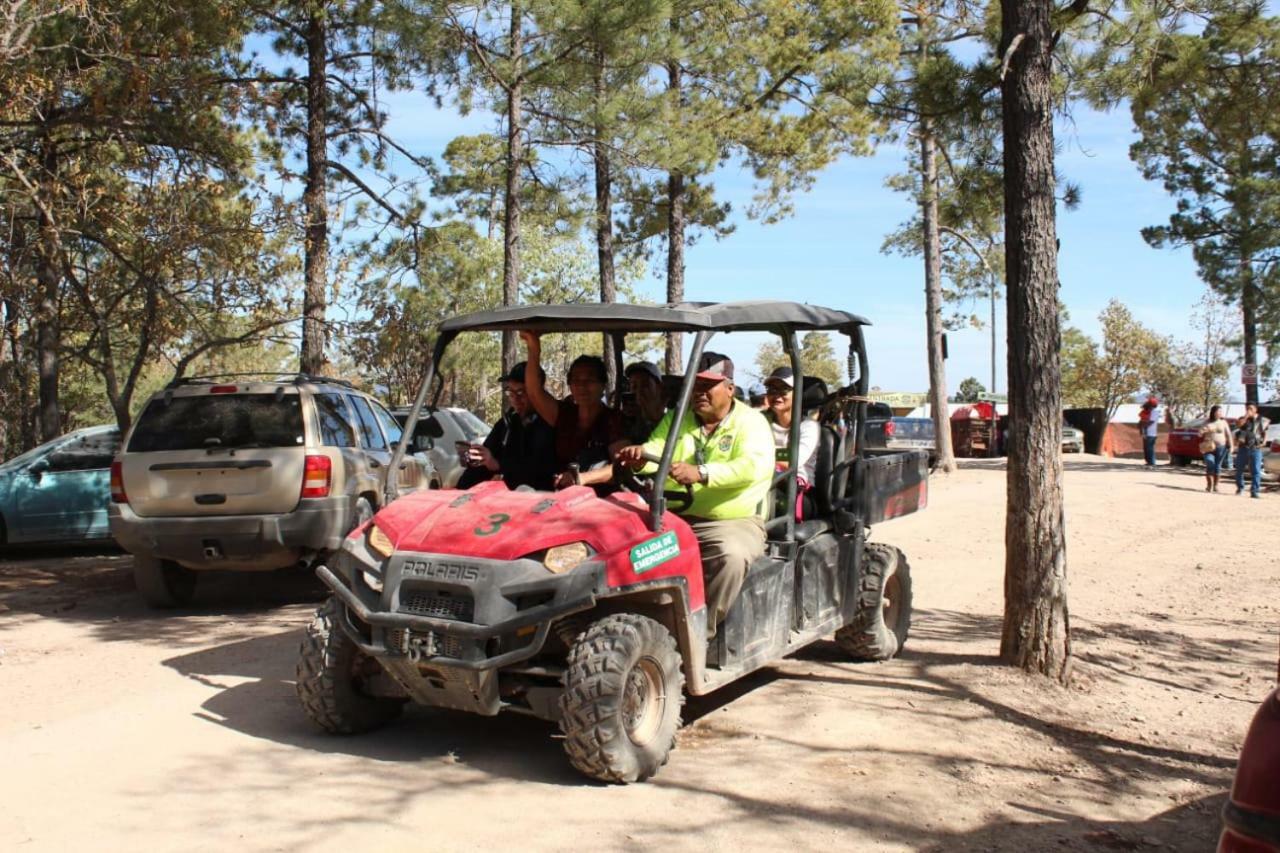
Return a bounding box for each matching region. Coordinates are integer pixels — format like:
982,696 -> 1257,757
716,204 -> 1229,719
1140,395 -> 1163,467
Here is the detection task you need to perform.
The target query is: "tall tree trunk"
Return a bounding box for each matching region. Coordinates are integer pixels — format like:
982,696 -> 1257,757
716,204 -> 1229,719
300,7 -> 329,376
664,46 -> 685,376
502,1 -> 524,375
999,0 -> 1070,682
35,136 -> 61,441
665,169 -> 685,375
1241,259 -> 1258,406
592,48 -> 617,389
919,120 -> 956,472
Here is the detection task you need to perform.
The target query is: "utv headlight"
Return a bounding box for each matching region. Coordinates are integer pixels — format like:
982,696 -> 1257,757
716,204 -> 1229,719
367,524 -> 395,559
542,542 -> 593,574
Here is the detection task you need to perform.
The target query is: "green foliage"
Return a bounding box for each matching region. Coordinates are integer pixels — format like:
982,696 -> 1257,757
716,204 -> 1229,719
752,332 -> 843,388
1128,2 -> 1280,367
956,377 -> 986,402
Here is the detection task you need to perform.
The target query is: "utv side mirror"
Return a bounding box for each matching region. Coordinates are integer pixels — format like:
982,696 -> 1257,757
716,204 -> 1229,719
418,416 -> 445,439
27,458 -> 49,478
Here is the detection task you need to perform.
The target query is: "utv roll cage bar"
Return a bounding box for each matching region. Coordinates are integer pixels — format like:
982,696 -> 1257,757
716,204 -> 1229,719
387,300 -> 873,542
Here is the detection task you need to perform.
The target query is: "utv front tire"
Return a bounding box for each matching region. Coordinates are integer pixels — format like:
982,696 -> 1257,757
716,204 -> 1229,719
297,596 -> 403,734
835,543 -> 913,661
559,614 -> 684,784
133,556 -> 197,608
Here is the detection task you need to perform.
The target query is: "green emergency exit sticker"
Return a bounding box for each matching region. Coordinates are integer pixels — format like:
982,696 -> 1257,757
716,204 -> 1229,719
630,531 -> 680,574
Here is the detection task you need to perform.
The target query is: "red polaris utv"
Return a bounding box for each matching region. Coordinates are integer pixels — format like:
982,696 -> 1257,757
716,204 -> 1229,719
295,301 -> 928,783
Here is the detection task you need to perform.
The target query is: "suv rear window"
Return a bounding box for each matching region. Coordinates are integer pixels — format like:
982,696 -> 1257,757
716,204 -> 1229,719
128,394 -> 305,452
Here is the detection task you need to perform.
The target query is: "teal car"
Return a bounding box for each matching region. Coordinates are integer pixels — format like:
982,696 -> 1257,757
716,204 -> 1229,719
0,426 -> 120,546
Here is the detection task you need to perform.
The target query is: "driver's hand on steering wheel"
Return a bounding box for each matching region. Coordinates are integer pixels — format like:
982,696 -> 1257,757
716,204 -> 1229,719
615,444 -> 647,468
668,461 -> 702,485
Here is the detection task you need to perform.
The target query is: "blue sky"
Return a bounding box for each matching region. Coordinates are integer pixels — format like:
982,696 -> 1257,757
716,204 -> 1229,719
366,87 -> 1219,396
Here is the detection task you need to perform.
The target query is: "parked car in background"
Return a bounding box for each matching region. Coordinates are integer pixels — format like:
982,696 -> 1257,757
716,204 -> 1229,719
0,426 -> 119,547
1061,422 -> 1084,453
1262,423 -> 1280,479
110,375 -> 429,607
393,406 -> 490,488
865,402 -> 937,467
1167,417 -> 1211,467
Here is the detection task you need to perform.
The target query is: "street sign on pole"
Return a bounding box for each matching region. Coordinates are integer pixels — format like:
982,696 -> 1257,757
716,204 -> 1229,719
1242,363 -> 1258,386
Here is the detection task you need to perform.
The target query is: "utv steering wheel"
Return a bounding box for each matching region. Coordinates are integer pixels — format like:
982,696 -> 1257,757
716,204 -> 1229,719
616,451 -> 695,514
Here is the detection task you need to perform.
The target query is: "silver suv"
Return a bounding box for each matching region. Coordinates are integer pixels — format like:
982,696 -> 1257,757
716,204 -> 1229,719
109,374 -> 428,607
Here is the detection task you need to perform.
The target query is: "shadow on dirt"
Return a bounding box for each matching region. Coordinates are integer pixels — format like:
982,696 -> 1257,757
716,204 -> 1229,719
0,548 -> 326,647
161,628 -> 587,786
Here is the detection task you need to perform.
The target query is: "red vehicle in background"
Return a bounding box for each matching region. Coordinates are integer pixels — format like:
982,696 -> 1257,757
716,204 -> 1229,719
1167,417 -> 1211,467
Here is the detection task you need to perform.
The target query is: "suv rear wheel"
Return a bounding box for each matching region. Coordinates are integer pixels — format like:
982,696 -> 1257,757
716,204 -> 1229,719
835,543 -> 913,661
559,613 -> 684,783
297,596 -> 404,734
133,556 -> 197,608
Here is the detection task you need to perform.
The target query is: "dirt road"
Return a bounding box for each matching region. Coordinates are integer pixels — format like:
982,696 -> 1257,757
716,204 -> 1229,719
1,456 -> 1275,851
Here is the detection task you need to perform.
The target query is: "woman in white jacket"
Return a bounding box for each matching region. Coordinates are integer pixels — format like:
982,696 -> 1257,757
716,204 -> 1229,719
762,367 -> 819,519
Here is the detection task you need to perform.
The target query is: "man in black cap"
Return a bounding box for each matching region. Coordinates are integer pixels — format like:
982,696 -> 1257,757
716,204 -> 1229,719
457,361 -> 557,491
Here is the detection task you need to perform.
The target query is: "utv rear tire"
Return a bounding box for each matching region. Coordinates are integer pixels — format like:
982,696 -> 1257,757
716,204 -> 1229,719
835,543 -> 913,661
559,614 -> 684,784
133,556 -> 197,608
297,596 -> 403,734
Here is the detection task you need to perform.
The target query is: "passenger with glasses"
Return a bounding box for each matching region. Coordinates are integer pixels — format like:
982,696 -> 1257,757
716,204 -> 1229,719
456,361 -> 557,491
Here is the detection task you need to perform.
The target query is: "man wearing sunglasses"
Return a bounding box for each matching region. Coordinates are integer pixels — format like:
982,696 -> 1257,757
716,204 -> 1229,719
457,361 -> 557,491
617,352 -> 775,639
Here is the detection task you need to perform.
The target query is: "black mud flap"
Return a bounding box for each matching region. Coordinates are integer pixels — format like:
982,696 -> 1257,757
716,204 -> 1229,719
849,450 -> 929,525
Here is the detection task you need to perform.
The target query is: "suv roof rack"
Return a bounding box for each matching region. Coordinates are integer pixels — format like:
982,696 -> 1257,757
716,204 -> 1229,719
166,372 -> 358,390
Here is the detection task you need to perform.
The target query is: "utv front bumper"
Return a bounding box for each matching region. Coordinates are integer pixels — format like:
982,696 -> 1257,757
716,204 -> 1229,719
318,550 -> 606,672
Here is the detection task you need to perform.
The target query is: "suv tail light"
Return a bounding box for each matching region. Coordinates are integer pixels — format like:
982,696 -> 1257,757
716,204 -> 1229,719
301,455 -> 332,498
110,461 -> 128,504
1271,440 -> 1280,452
883,420 -> 896,437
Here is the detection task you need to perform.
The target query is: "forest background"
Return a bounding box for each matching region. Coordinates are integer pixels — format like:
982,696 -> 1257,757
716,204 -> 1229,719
3,0 -> 1279,460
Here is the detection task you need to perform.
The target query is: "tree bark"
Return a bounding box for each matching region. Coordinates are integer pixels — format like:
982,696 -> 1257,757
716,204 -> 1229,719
35,136 -> 61,441
664,48 -> 685,376
501,1 -> 524,375
1241,259 -> 1258,406
919,120 -> 956,472
592,47 -> 617,388
665,168 -> 685,375
300,7 -> 329,376
999,0 -> 1070,682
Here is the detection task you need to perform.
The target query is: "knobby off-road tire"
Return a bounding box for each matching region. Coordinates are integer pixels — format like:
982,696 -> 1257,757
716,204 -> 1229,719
296,596 -> 403,734
133,555 -> 197,608
835,542 -> 913,661
559,613 -> 685,784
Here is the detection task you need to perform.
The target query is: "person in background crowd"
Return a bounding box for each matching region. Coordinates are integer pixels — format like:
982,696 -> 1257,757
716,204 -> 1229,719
1233,403 -> 1270,499
456,361 -> 557,491
1197,404 -> 1232,493
762,367 -> 819,519
520,331 -> 623,490
749,384 -> 768,410
1139,395 -> 1162,467
621,361 -> 667,444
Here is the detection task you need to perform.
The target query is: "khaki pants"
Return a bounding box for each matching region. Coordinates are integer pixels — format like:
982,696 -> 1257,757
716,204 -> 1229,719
689,517 -> 766,638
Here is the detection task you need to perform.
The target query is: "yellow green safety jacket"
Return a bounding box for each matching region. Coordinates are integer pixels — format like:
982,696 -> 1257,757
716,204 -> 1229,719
640,401 -> 775,520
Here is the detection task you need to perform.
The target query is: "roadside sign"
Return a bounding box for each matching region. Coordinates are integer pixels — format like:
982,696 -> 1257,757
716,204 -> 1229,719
1243,363 -> 1258,386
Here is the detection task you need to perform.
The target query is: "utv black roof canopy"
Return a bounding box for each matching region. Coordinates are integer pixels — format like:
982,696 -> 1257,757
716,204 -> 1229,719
440,300 -> 870,335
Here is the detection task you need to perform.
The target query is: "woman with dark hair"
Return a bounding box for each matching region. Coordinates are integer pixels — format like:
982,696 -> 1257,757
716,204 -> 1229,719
519,331 -> 623,489
1198,404 -> 1232,492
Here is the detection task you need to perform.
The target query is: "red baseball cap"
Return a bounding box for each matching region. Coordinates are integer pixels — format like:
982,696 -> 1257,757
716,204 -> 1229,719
695,351 -> 734,382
